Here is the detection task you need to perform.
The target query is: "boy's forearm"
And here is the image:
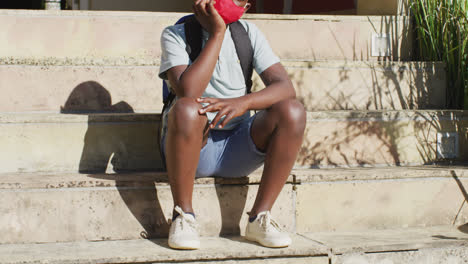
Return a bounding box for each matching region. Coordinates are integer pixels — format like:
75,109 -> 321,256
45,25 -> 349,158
178,32 -> 225,98
243,80 -> 296,111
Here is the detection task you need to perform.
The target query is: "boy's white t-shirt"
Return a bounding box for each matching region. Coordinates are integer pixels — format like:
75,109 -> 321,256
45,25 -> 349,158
159,20 -> 280,130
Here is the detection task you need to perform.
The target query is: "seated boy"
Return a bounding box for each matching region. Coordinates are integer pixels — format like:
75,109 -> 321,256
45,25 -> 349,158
159,0 -> 306,249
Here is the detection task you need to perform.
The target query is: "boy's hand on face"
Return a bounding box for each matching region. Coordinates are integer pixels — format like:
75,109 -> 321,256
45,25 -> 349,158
197,97 -> 249,129
193,0 -> 226,36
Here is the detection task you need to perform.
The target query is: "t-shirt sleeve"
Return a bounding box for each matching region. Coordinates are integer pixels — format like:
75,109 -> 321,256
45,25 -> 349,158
159,25 -> 190,80
243,21 -> 281,75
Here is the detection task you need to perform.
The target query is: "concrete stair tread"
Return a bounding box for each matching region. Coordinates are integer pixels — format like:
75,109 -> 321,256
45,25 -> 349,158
0,226 -> 467,264
1,166 -> 468,190
306,225 -> 468,254
0,171 -> 268,189
292,165 -> 468,182
1,109 -> 464,122
0,57 -> 439,67
0,234 -> 328,264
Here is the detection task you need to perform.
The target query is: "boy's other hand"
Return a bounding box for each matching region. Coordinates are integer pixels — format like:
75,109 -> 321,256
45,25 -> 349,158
193,0 -> 226,36
197,97 -> 249,129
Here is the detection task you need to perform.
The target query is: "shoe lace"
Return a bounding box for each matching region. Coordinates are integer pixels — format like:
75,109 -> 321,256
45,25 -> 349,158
259,211 -> 282,233
174,206 -> 197,231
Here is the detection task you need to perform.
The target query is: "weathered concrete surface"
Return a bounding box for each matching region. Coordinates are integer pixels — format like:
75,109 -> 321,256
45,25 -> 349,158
0,226 -> 466,264
0,64 -> 161,113
1,167 -> 467,244
0,235 -> 328,264
292,166 -> 468,183
298,110 -> 468,168
187,258 -> 328,264
296,177 -> 468,232
0,111 -> 467,173
2,166 -> 467,190
253,61 -> 446,111
0,114 -> 163,173
333,246 -> 468,264
0,61 -> 446,111
0,10 -> 411,61
305,226 -> 468,254
0,170 -> 293,190
0,172 -> 294,243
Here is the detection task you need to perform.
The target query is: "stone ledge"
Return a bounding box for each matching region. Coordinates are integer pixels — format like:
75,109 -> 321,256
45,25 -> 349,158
0,235 -> 328,264
293,166 -> 468,183
305,225 -> 468,255
2,166 -> 468,190
1,110 -> 467,124
0,226 -> 466,264
0,170 -> 270,190
0,58 -> 444,68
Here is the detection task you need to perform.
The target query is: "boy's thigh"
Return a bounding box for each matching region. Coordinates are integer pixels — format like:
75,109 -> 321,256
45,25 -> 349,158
196,114 -> 266,178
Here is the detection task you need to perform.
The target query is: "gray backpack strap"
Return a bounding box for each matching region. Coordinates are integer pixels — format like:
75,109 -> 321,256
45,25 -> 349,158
229,21 -> 254,93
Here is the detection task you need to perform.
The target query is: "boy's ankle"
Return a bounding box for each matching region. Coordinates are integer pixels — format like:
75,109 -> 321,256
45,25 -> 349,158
172,206 -> 195,221
248,215 -> 257,223
248,208 -> 268,221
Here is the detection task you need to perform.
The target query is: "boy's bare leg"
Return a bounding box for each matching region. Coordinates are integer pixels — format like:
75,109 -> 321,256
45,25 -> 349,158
249,98 -> 306,216
166,97 -> 208,214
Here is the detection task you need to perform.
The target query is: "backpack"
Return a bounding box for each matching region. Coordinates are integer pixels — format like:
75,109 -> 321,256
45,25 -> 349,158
162,15 -> 254,113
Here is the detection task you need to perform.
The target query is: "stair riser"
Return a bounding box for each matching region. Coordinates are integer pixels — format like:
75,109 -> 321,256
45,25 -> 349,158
0,112 -> 466,174
296,177 -> 468,233
269,62 -> 446,110
0,10 -> 411,61
0,184 -> 294,244
187,258 -> 327,264
1,175 -> 467,244
334,247 -> 468,264
0,65 -> 160,113
299,117 -> 468,168
0,62 -> 446,112
0,119 -> 164,173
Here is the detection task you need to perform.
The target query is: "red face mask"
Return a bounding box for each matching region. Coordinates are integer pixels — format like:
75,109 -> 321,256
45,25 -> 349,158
214,0 -> 246,25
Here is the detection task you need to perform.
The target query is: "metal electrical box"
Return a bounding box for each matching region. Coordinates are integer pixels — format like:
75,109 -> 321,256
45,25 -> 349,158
372,33 -> 391,57
437,132 -> 459,159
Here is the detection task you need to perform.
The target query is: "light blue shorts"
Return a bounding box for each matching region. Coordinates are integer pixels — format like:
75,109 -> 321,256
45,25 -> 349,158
161,113 -> 266,178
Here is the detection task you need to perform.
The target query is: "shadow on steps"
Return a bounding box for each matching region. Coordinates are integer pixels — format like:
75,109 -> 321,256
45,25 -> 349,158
60,81 -> 249,239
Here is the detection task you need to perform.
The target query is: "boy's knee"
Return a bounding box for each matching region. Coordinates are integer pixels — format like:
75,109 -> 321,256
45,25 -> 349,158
168,97 -> 206,133
272,99 -> 306,132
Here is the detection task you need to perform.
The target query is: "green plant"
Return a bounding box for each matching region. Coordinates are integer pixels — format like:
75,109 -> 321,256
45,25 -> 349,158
411,0 -> 468,109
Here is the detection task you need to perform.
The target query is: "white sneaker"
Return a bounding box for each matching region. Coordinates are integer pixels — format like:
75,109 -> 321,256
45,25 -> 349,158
245,211 -> 292,248
168,206 -> 200,250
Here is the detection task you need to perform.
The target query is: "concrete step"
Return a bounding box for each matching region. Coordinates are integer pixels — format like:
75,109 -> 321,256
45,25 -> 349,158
311,226 -> 468,264
0,111 -> 466,174
0,226 -> 466,263
1,166 -> 467,244
0,60 -> 446,112
0,10 -> 411,62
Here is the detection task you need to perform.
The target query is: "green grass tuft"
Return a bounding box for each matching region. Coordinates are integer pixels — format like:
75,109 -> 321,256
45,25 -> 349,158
411,0 -> 468,109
